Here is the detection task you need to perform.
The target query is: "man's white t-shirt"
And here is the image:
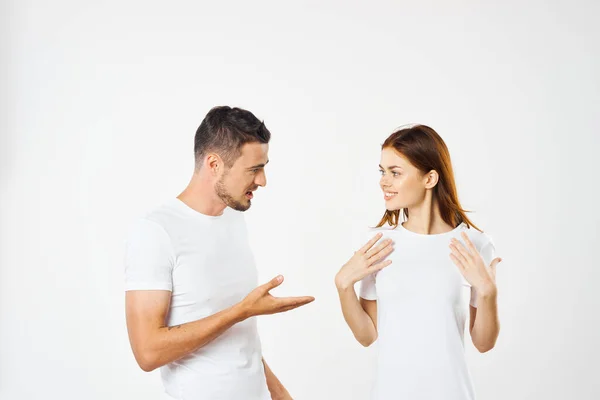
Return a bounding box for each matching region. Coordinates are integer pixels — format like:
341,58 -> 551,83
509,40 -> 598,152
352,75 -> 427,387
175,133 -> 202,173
124,198 -> 270,400
358,222 -> 496,400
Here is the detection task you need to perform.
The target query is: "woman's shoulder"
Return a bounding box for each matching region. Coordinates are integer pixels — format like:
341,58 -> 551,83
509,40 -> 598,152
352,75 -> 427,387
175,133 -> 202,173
461,224 -> 495,250
351,225 -> 398,248
366,225 -> 398,233
364,224 -> 401,238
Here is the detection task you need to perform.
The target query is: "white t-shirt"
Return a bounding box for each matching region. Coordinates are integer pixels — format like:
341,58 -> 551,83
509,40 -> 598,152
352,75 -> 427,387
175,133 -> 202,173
358,222 -> 496,400
124,198 -> 270,400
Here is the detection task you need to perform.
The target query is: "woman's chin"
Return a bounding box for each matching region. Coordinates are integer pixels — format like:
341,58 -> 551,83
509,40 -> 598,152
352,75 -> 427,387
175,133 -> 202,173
385,203 -> 403,211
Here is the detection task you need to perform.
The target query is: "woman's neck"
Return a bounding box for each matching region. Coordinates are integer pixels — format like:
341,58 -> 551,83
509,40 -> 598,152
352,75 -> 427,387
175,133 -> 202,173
402,196 -> 455,235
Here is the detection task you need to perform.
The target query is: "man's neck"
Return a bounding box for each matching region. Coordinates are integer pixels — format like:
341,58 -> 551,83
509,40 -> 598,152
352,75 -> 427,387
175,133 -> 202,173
177,176 -> 227,217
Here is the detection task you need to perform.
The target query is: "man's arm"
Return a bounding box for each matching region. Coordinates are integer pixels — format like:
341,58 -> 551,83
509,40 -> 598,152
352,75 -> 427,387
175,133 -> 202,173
125,275 -> 314,372
126,290 -> 246,371
262,358 -> 292,400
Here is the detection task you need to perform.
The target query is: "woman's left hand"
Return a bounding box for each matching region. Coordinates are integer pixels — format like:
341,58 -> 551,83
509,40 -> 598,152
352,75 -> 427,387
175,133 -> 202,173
449,232 -> 502,295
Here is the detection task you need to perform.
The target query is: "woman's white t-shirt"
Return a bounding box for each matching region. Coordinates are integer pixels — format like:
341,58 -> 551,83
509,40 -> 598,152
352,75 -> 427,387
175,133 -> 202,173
358,222 -> 495,400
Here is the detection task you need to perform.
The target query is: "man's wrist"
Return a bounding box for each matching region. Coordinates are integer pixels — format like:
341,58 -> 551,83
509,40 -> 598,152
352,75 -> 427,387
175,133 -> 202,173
231,302 -> 251,322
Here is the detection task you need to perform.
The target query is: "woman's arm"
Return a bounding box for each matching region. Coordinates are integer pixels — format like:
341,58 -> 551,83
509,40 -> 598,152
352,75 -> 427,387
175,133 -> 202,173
262,358 -> 291,400
336,286 -> 378,347
469,286 -> 500,352
335,233 -> 393,347
450,232 -> 502,353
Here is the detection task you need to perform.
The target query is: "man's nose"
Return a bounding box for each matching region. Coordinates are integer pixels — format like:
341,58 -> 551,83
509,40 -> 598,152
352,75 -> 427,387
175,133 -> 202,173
255,170 -> 267,187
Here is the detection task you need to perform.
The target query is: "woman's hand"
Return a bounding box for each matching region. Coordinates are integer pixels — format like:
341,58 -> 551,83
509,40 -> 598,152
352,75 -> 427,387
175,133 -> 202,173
449,232 -> 502,296
335,233 -> 394,291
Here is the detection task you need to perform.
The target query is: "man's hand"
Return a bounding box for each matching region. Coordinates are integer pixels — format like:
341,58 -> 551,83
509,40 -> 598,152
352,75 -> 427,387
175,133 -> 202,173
239,275 -> 315,319
126,276 -> 314,372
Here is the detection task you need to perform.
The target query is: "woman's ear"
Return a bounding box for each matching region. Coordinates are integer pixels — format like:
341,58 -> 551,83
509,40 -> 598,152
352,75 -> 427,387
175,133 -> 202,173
424,170 -> 439,189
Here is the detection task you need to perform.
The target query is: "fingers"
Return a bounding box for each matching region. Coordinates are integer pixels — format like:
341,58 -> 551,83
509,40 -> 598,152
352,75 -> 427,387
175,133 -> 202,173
371,259 -> 393,272
490,257 -> 502,268
278,304 -> 309,313
367,244 -> 394,267
261,275 -> 284,293
460,232 -> 478,255
276,296 -> 315,309
366,238 -> 393,261
358,233 -> 384,254
489,257 -> 502,276
449,253 -> 466,272
450,238 -> 471,264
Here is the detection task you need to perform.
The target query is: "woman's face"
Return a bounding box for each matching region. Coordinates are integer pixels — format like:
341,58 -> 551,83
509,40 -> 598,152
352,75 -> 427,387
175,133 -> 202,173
379,147 -> 428,211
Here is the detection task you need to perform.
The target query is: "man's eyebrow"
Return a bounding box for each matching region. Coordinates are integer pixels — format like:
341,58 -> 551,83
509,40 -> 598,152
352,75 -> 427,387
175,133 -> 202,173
248,160 -> 269,169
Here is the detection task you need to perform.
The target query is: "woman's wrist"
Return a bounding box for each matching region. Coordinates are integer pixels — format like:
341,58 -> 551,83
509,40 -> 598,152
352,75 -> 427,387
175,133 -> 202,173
475,280 -> 497,298
335,274 -> 354,292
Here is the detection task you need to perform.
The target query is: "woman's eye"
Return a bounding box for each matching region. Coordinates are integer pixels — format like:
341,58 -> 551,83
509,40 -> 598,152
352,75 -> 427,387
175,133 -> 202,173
379,170 -> 385,175
392,172 -> 400,177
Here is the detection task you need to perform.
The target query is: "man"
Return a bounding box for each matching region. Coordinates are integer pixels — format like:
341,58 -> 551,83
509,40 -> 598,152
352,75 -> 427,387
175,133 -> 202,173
124,106 -> 314,400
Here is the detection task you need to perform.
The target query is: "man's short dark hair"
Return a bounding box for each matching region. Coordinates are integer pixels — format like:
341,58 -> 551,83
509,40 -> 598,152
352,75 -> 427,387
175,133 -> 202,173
194,106 -> 271,168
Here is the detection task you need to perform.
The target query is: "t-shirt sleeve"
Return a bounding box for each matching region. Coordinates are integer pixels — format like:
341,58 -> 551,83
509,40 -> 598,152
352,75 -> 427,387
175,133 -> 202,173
124,218 -> 175,291
470,238 -> 496,308
358,272 -> 378,300
355,228 -> 379,301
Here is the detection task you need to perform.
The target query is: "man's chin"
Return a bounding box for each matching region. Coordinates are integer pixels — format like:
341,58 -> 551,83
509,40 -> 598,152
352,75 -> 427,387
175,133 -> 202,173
228,198 -> 251,212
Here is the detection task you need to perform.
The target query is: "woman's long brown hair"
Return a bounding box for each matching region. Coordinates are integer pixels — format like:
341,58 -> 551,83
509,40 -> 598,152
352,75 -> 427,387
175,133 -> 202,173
376,125 -> 481,231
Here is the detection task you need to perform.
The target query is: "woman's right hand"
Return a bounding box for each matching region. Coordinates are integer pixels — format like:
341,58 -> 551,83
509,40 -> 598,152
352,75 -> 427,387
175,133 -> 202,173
335,233 -> 394,291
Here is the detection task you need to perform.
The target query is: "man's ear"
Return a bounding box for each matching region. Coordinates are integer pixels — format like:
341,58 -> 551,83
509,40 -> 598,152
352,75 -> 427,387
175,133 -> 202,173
206,153 -> 221,176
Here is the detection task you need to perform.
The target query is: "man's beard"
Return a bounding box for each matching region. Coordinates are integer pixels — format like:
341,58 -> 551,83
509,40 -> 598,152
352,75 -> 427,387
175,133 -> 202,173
215,176 -> 251,212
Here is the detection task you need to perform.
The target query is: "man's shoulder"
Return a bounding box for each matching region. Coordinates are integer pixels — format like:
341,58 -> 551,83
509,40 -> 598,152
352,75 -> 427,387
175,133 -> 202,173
129,199 -> 185,236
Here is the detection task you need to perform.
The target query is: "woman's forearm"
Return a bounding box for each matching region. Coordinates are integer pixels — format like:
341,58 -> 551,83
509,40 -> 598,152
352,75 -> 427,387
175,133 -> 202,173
336,286 -> 377,347
262,358 -> 291,400
334,233 -> 391,347
471,285 -> 500,352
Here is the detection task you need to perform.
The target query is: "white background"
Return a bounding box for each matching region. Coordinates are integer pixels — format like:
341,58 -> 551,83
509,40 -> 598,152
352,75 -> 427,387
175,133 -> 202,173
1,1 -> 599,399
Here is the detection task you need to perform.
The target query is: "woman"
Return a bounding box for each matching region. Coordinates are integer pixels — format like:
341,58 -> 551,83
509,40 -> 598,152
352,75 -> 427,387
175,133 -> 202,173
335,125 -> 501,400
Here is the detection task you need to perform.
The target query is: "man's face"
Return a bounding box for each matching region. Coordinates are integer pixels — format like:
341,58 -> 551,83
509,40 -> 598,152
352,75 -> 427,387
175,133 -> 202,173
215,142 -> 269,211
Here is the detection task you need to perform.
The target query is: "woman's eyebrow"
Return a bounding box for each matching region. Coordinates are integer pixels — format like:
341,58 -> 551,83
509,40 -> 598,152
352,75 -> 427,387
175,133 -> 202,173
379,164 -> 402,169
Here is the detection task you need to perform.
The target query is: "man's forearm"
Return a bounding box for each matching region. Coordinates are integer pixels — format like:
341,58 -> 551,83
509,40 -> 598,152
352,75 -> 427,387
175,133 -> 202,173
263,358 -> 291,400
131,303 -> 248,371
